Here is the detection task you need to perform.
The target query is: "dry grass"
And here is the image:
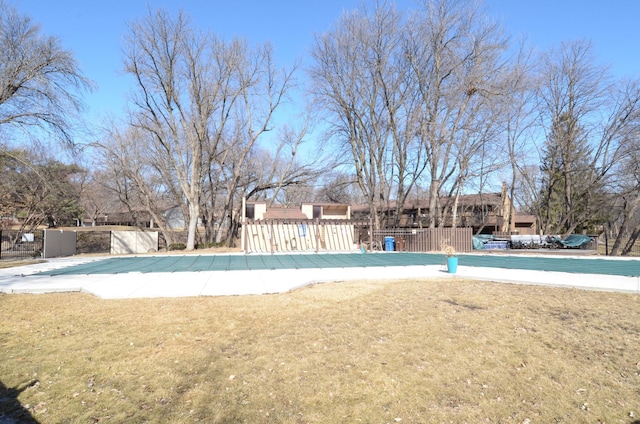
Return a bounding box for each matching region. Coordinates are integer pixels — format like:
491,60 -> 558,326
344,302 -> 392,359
1,278 -> 640,423
0,259 -> 44,269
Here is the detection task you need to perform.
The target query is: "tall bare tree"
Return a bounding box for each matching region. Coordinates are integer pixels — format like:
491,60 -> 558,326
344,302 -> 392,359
494,39 -> 539,229
535,40 -> 640,235
404,0 -> 508,228
207,115 -> 324,246
0,1 -> 91,146
0,1 -> 91,229
121,8 -> 297,250
599,88 -> 640,255
310,2 -> 414,230
311,0 -> 508,231
96,125 -> 179,243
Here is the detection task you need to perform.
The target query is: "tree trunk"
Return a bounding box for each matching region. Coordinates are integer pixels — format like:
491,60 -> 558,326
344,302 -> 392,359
428,179 -> 439,229
186,202 -> 199,250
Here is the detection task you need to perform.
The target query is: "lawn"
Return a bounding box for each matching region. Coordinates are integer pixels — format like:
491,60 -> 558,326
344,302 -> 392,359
1,278 -> 639,423
0,259 -> 44,270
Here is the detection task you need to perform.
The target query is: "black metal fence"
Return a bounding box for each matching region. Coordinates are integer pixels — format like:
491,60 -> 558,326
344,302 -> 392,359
1,229 -> 168,259
0,230 -> 44,259
599,234 -> 640,256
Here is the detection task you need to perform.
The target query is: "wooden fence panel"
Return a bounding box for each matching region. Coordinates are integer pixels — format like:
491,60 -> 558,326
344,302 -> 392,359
243,221 -> 472,254
243,220 -> 357,253
373,228 -> 472,253
430,227 -> 473,252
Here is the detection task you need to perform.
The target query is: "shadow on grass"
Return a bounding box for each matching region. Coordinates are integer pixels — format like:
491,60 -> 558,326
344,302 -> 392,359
0,380 -> 39,423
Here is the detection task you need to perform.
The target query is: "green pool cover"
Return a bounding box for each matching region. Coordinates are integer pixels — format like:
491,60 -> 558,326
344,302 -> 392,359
38,253 -> 640,277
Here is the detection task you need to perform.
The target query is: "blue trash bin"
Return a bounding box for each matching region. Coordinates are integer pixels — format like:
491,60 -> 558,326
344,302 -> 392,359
447,257 -> 458,274
384,236 -> 395,251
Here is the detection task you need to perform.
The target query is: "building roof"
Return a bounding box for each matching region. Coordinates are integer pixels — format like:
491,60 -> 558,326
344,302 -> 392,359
352,192 -> 506,213
402,192 -> 505,210
513,214 -> 537,224
246,200 -> 349,207
262,206 -> 308,220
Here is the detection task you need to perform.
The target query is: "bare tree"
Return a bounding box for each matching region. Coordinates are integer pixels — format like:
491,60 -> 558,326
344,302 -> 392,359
76,169 -> 122,227
0,1 -> 92,230
535,40 -> 640,235
310,2 -> 410,230
404,0 -> 508,228
97,125 -> 180,244
198,49 -> 309,246
215,135 -> 329,246
0,149 -> 83,235
207,130 -> 319,246
602,98 -> 640,255
445,113 -> 505,230
314,170 -> 359,204
122,8 -> 296,250
493,38 -> 539,229
310,0 -> 509,231
0,1 -> 91,146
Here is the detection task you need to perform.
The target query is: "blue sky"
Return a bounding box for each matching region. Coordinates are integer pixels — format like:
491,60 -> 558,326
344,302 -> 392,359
14,0 -> 640,129
488,0 -> 640,76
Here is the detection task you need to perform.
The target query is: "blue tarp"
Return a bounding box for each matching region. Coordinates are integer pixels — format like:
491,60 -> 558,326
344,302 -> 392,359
551,234 -> 592,248
472,234 -> 494,250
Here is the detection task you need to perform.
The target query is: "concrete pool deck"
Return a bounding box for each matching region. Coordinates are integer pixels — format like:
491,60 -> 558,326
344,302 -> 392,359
1,252 -> 639,299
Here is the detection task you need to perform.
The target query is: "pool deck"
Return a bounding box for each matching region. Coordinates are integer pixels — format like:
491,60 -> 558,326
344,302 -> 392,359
1,252 -> 639,299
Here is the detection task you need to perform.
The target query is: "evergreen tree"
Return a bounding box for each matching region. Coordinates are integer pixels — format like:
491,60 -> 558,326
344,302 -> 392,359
538,111 -> 595,234
0,150 -> 83,231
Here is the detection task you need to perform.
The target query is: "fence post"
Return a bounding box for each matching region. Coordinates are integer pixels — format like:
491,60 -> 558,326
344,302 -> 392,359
269,221 -> 275,254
